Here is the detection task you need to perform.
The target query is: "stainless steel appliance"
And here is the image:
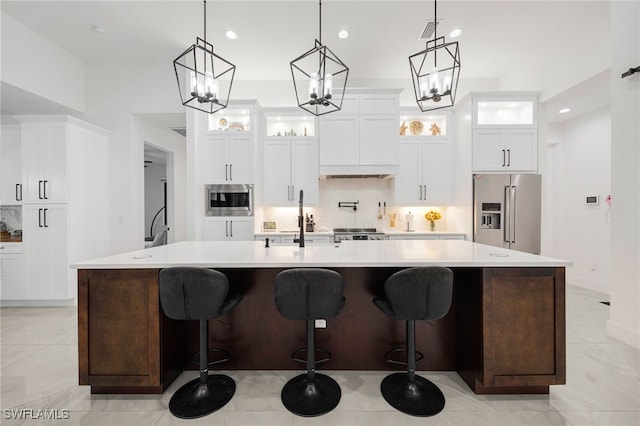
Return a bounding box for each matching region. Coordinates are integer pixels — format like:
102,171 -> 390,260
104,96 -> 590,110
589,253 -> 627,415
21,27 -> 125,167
473,174 -> 541,254
205,184 -> 253,216
333,228 -> 386,243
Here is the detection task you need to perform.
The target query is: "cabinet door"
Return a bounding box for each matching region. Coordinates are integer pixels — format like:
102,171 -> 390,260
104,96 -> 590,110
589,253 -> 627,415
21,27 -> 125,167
202,217 -> 230,240
319,116 -> 359,165
22,125 -> 68,203
228,218 -> 254,241
394,140 -> 422,205
0,253 -> 26,299
422,140 -> 451,204
503,129 -> 537,172
0,128 -> 22,204
203,136 -> 229,183
291,140 -> 319,205
472,129 -> 506,172
359,116 -> 398,165
263,140 -> 292,205
228,135 -> 253,183
23,204 -> 69,299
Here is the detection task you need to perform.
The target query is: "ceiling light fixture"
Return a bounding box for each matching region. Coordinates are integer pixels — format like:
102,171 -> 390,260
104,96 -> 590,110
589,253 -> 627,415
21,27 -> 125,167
338,30 -> 349,39
92,25 -> 105,36
173,0 -> 236,114
225,30 -> 237,40
290,0 -> 349,116
449,28 -> 462,38
558,108 -> 571,114
409,0 -> 461,112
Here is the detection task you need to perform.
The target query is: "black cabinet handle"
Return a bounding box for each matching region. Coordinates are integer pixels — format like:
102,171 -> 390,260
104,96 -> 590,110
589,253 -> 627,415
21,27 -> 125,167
44,208 -> 48,227
43,180 -> 48,199
230,220 -> 233,237
39,180 -> 43,199
38,208 -> 43,227
502,150 -> 506,167
229,164 -> 233,181
225,220 -> 228,237
507,149 -> 511,167
16,184 -> 22,201
225,164 -> 228,181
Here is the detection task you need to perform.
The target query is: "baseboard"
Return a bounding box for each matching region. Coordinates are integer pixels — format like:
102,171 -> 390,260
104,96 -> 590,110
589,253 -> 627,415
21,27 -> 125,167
607,320 -> 640,349
0,299 -> 76,307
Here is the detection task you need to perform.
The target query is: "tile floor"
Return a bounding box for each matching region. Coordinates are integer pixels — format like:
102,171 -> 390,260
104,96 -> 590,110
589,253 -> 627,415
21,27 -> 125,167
1,285 -> 638,425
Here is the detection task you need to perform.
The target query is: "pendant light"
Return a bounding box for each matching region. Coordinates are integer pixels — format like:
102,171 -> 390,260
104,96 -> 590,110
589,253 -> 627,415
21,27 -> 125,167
173,0 -> 236,114
409,0 -> 461,112
290,0 -> 349,116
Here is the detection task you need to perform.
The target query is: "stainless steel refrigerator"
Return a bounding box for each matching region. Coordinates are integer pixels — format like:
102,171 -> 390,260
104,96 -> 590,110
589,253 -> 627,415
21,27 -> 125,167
473,174 -> 541,254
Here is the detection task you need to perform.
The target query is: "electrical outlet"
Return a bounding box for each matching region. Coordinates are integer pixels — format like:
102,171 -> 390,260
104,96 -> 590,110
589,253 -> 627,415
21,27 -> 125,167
315,319 -> 326,328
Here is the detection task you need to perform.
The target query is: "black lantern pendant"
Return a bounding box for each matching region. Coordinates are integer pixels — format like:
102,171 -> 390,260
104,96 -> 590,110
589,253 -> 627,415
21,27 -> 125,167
290,0 -> 349,116
409,0 -> 461,112
173,0 -> 236,114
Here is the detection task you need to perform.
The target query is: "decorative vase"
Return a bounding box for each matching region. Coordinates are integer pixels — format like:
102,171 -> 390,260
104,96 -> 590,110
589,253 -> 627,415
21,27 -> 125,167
429,220 -> 436,232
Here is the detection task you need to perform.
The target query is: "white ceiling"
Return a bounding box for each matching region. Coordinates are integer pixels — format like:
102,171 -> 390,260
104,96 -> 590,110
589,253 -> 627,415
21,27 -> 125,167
1,1 -> 613,123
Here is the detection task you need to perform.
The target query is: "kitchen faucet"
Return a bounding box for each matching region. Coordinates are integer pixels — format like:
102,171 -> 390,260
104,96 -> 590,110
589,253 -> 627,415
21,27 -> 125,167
293,189 -> 305,248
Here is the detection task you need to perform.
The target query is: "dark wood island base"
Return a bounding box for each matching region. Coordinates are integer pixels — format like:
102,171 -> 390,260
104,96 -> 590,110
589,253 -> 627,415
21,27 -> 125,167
78,267 -> 565,395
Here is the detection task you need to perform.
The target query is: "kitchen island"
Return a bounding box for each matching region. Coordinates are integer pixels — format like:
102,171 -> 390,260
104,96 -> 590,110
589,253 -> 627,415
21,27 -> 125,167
74,240 -> 570,395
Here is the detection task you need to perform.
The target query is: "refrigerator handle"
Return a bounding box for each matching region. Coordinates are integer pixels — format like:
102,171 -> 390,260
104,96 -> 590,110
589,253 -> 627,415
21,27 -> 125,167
511,185 -> 517,243
504,186 -> 511,243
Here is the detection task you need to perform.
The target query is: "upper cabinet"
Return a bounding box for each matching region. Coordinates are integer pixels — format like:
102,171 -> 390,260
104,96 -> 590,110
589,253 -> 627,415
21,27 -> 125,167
394,109 -> 453,205
471,94 -> 538,173
0,125 -> 22,204
319,89 -> 401,175
262,108 -> 319,206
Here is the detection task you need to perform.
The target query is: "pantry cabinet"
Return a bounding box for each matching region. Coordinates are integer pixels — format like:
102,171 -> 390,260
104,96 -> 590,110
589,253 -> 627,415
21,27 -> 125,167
22,123 -> 68,203
0,126 -> 22,204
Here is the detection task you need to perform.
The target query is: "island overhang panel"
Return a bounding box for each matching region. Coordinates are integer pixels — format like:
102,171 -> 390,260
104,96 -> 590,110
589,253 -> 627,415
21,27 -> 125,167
74,240 -> 569,395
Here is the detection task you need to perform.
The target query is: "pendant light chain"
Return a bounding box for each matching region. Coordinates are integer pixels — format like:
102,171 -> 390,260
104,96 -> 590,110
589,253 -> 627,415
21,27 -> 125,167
319,0 -> 322,44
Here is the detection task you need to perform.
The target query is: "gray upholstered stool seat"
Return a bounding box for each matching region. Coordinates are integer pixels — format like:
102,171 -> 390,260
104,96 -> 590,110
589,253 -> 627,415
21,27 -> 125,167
274,268 -> 345,417
159,267 -> 242,419
373,266 -> 453,417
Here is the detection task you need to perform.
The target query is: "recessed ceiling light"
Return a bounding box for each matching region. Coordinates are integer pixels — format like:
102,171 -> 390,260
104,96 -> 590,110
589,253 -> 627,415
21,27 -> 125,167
338,30 -> 349,39
449,28 -> 462,38
225,30 -> 237,40
558,108 -> 571,114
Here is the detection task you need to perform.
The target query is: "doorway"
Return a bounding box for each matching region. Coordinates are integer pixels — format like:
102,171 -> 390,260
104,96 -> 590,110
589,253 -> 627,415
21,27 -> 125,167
144,143 -> 172,246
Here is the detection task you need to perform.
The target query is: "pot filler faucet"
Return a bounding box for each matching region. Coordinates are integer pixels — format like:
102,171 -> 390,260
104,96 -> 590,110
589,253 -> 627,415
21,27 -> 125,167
293,189 -> 305,248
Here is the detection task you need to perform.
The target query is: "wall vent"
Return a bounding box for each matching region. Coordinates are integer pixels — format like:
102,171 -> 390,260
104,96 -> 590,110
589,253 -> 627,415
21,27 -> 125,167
171,127 -> 187,137
418,19 -> 440,40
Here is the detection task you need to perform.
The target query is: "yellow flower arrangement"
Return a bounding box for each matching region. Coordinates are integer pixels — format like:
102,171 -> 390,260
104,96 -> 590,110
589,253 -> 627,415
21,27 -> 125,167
424,210 -> 442,231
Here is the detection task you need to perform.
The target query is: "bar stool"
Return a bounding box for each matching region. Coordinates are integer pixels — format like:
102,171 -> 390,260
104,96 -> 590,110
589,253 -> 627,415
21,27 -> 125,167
274,268 -> 346,417
159,267 -> 243,419
373,267 -> 453,417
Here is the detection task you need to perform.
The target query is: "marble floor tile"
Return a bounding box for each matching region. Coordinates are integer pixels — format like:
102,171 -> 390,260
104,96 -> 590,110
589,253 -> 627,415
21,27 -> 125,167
1,284 -> 639,426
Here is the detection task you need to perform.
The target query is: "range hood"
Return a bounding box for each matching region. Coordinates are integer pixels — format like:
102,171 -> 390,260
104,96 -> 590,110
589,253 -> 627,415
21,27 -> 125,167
319,164 -> 399,179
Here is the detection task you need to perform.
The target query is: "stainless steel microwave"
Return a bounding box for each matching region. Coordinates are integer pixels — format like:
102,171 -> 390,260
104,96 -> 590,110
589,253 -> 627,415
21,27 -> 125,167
205,184 -> 253,216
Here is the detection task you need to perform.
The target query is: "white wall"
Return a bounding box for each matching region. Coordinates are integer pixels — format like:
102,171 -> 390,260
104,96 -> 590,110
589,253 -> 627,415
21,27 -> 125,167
144,164 -> 166,239
608,0 -> 640,349
554,107 -> 611,294
1,12 -> 85,112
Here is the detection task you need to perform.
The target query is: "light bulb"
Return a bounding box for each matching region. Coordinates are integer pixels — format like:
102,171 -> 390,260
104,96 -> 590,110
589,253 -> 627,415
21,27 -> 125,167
442,70 -> 452,94
418,75 -> 429,100
204,72 -> 214,98
196,73 -> 205,98
189,71 -> 198,97
429,67 -> 440,94
324,73 -> 333,99
309,72 -> 319,100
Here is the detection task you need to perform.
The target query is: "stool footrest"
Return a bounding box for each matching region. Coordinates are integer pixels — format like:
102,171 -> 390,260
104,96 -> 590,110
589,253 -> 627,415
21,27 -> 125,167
383,347 -> 424,366
192,348 -> 232,367
291,347 -> 332,365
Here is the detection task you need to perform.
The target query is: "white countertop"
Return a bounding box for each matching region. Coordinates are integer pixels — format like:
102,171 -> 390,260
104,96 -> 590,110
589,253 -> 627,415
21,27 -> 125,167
72,240 -> 571,269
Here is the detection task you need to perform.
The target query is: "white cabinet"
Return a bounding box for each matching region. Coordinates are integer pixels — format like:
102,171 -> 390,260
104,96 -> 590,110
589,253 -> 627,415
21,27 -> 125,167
0,243 -> 25,299
8,116 -> 110,304
395,138 -> 452,205
23,204 -> 69,299
204,135 -> 253,183
471,95 -> 538,173
0,126 -> 23,204
203,217 -> 254,241
263,139 -> 319,206
319,90 -> 400,173
22,123 -> 68,203
472,128 -> 537,172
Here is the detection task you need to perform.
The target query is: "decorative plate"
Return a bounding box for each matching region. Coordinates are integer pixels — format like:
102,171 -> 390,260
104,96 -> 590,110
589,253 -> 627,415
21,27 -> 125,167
409,120 -> 424,135
219,118 -> 228,126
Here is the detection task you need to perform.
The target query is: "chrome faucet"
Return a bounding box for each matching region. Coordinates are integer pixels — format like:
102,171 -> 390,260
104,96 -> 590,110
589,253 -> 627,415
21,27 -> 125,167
293,189 -> 305,248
